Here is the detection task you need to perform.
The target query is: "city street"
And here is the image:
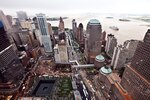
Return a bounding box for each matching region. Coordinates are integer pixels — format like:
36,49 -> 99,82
67,31 -> 93,100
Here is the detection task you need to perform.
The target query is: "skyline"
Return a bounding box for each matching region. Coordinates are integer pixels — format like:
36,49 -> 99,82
0,2 -> 150,99
0,0 -> 150,16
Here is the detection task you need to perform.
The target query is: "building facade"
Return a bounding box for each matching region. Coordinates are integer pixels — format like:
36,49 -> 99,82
36,13 -> 52,54
0,10 -> 12,31
0,21 -> 24,97
16,11 -> 28,21
77,23 -> 85,52
111,45 -> 128,69
58,17 -> 64,32
121,30 -> 150,100
105,34 -> 117,58
123,40 -> 139,61
85,19 -> 103,63
72,19 -> 77,39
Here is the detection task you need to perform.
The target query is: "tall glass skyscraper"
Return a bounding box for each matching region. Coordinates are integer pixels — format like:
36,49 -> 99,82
36,13 -> 52,54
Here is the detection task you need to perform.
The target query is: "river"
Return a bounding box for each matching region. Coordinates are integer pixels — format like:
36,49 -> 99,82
48,14 -> 150,44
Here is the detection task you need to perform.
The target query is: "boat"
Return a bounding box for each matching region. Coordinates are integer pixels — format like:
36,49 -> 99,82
109,26 -> 119,31
119,19 -> 130,21
106,17 -> 114,19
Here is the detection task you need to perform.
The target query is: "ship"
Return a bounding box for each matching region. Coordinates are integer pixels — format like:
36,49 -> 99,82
109,26 -> 119,31
106,17 -> 114,19
119,19 -> 130,21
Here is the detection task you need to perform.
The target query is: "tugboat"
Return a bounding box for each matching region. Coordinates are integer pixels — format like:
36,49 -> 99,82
109,26 -> 119,31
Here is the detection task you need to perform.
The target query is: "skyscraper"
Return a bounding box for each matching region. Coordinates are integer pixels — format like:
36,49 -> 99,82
123,40 -> 139,61
58,17 -> 64,32
0,21 -> 10,51
105,34 -> 117,57
111,45 -> 128,69
36,13 -> 52,54
0,10 -> 12,31
0,21 -> 24,96
6,15 -> 12,27
16,11 -> 28,21
72,19 -> 77,39
121,29 -> 150,100
77,23 -> 85,52
85,19 -> 103,63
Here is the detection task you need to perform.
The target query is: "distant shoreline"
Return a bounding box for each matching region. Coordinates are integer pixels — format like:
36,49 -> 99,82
131,17 -> 150,23
47,17 -> 68,21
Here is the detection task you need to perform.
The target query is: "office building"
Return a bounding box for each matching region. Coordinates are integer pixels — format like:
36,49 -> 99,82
18,29 -> 33,49
0,21 -> 10,51
105,34 -> 117,57
36,13 -> 52,54
85,19 -> 103,63
98,66 -> 131,100
123,40 -> 139,61
16,11 -> 28,21
58,17 -> 64,32
32,17 -> 39,29
6,15 -> 13,27
72,19 -> 77,39
77,23 -> 85,52
121,30 -> 150,100
111,45 -> 128,69
0,21 -> 24,97
0,10 -> 12,31
20,20 -> 33,30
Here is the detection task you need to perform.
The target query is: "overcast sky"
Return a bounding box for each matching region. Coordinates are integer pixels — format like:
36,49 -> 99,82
0,0 -> 150,16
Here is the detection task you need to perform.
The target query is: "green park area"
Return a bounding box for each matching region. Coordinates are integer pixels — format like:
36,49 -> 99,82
57,77 -> 73,97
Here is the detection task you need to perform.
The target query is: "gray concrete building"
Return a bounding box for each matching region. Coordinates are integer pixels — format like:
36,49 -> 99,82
111,45 -> 128,69
72,19 -> 77,39
105,34 -> 117,58
123,40 -> 139,61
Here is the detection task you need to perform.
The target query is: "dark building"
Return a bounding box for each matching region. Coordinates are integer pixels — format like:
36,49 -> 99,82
58,17 -> 64,32
105,34 -> 117,58
0,21 -> 10,51
77,23 -> 85,52
121,29 -> 150,100
72,19 -> 77,39
0,21 -> 24,98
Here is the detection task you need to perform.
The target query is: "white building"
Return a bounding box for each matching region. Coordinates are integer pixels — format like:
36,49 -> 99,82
123,40 -> 139,60
36,13 -> 52,54
105,34 -> 117,57
111,45 -> 128,69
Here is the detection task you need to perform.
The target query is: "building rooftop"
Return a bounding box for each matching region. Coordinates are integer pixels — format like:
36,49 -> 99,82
99,66 -> 112,75
88,19 -> 101,25
95,54 -> 105,62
